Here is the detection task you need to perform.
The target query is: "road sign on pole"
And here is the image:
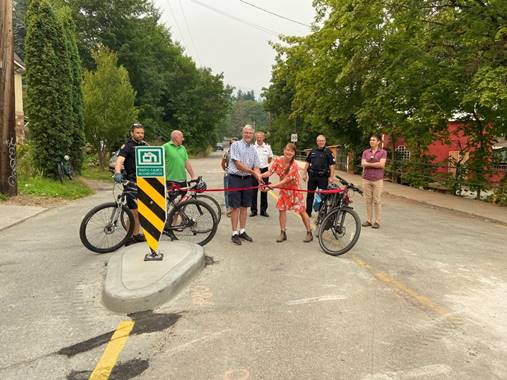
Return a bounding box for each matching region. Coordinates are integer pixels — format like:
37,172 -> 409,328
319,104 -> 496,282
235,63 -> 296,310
135,146 -> 166,261
290,134 -> 298,143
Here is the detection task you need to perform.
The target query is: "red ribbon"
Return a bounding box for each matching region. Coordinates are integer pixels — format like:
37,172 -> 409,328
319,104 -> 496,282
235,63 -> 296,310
171,183 -> 344,194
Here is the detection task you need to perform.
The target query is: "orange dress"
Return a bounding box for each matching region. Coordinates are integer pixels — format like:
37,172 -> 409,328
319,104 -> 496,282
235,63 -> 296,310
268,157 -> 305,213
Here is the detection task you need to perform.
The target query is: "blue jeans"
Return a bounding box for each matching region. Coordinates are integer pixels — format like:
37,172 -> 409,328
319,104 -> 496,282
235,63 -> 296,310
224,174 -> 230,209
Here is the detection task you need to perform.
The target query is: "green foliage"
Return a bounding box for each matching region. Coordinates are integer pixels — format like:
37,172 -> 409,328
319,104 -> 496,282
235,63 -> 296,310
64,0 -> 232,152
488,176 -> 507,206
57,7 -> 86,172
25,0 -> 73,178
82,48 -> 138,167
264,0 -> 507,200
13,0 -> 28,59
18,176 -> 92,199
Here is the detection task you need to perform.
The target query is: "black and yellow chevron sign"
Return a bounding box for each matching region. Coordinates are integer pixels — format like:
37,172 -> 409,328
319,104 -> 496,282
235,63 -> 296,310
136,177 -> 167,255
135,146 -> 167,260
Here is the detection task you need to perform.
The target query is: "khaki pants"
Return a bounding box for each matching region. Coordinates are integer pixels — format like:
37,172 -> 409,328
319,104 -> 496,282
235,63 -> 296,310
363,179 -> 383,223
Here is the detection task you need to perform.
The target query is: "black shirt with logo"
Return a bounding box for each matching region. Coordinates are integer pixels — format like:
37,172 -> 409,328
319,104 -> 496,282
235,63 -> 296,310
306,147 -> 335,176
118,138 -> 147,179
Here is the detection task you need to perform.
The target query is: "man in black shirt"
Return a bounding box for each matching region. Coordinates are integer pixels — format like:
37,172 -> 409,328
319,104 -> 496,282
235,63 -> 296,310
114,123 -> 147,245
302,135 -> 336,216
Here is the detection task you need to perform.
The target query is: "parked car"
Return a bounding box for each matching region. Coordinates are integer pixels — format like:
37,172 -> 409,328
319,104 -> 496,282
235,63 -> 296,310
216,143 -> 224,151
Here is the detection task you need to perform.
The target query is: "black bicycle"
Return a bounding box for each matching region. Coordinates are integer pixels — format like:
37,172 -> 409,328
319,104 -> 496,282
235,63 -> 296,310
79,181 -> 136,253
57,155 -> 73,182
315,175 -> 363,256
163,177 -> 219,246
80,178 -> 219,253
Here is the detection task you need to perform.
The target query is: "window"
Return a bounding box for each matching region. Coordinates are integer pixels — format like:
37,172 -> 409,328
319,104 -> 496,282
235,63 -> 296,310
395,145 -> 410,161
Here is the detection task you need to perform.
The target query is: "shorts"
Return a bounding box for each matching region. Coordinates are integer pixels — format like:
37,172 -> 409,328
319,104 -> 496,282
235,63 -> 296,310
125,180 -> 138,210
228,174 -> 254,208
166,180 -> 187,202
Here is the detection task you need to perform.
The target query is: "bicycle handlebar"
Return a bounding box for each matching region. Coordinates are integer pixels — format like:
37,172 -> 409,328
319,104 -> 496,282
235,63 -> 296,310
335,175 -> 363,195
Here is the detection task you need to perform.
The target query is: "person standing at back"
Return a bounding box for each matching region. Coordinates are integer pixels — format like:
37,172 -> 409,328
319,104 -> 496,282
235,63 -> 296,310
302,135 -> 336,217
361,134 -> 387,229
250,131 -> 273,217
163,130 -> 196,197
113,123 -> 147,246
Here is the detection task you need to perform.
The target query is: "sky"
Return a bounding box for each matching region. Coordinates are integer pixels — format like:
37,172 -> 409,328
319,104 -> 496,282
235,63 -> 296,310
153,0 -> 315,97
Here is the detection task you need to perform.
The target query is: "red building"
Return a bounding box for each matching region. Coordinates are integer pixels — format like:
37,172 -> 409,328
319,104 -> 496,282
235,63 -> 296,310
383,122 -> 506,185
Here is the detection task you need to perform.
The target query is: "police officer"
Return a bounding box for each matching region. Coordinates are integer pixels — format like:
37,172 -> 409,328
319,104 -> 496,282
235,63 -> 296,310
302,135 -> 336,217
113,123 -> 147,246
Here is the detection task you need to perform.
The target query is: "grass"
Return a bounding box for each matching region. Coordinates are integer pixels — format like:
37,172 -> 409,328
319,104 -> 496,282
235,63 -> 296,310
18,176 -> 93,199
81,166 -> 114,181
0,193 -> 8,201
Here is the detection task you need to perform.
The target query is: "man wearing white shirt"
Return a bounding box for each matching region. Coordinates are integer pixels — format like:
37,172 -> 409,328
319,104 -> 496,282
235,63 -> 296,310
251,131 -> 273,217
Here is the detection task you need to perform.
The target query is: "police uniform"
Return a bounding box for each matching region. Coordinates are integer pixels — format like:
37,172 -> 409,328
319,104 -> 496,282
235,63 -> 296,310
305,147 -> 335,216
118,138 -> 147,209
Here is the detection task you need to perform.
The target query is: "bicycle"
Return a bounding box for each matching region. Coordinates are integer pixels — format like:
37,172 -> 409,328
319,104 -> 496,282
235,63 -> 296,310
163,177 -> 218,246
79,181 -> 137,253
57,155 -> 73,182
185,178 -> 222,223
315,175 -> 363,256
80,179 -> 219,253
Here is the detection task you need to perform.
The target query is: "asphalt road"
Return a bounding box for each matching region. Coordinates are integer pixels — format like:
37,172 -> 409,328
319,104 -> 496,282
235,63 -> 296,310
1,152 -> 506,380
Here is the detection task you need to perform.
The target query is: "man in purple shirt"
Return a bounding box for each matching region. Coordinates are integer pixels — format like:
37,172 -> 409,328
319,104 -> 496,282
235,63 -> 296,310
361,134 -> 387,229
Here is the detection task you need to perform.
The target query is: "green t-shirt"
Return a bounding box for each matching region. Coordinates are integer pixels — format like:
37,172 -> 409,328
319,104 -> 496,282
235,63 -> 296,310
163,141 -> 188,181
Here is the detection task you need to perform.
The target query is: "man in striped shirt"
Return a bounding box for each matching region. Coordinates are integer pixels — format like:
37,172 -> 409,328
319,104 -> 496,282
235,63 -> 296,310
227,125 -> 263,245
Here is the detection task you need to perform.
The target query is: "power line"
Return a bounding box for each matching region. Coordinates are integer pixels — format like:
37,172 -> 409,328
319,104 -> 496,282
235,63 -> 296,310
178,0 -> 201,63
190,0 -> 281,37
238,0 -> 311,28
165,0 -> 189,49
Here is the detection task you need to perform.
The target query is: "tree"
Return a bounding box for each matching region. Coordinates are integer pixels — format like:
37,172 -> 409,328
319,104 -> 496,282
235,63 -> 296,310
57,7 -> 85,172
82,48 -> 138,168
13,0 -> 27,59
25,0 -> 73,177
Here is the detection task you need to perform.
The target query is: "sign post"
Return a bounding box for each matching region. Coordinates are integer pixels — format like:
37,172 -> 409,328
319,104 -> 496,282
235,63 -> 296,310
135,146 -> 166,261
290,134 -> 298,143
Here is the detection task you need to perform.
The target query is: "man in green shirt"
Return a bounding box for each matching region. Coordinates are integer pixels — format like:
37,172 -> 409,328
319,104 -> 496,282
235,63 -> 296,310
163,130 -> 196,199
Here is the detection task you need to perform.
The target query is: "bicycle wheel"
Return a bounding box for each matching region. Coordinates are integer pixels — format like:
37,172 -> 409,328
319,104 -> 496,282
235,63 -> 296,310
165,199 -> 217,246
195,194 -> 222,223
318,207 -> 361,256
80,202 -> 134,253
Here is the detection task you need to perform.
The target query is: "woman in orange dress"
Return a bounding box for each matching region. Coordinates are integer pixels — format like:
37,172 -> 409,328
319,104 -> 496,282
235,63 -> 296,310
262,143 -> 313,243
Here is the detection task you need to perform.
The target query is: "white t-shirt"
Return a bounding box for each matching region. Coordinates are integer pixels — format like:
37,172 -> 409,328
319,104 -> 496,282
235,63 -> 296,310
254,142 -> 273,169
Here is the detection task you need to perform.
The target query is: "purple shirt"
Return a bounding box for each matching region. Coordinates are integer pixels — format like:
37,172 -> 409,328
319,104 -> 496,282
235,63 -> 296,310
362,148 -> 387,181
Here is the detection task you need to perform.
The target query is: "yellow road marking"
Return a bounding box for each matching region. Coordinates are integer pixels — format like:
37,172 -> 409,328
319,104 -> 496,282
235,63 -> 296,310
350,255 -> 462,324
89,320 -> 135,380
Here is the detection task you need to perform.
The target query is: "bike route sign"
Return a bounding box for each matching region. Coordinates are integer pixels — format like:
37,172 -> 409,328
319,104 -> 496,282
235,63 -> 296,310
135,147 -> 165,178
135,146 -> 166,261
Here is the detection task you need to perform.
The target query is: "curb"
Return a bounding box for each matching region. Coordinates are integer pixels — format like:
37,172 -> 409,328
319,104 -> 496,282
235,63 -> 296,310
103,241 -> 205,314
0,208 -> 50,232
382,191 -> 507,227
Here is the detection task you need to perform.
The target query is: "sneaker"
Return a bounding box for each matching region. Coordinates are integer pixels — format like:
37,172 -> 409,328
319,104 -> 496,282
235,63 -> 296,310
239,231 -> 253,242
361,221 -> 372,227
232,234 -> 242,245
372,222 -> 380,229
134,234 -> 146,242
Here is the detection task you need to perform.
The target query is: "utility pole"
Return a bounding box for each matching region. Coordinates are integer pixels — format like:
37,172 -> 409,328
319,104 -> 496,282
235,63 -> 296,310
0,0 -> 17,196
